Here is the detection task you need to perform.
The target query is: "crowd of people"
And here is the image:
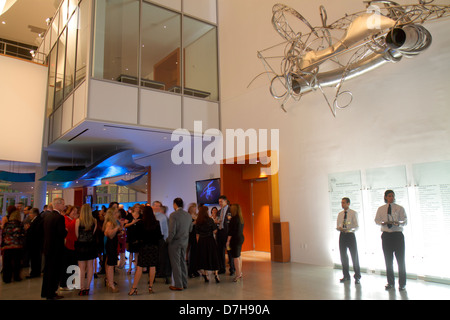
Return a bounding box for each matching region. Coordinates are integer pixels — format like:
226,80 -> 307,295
0,194 -> 245,299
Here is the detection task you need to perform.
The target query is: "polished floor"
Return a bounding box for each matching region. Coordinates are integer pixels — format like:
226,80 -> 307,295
1,251 -> 449,300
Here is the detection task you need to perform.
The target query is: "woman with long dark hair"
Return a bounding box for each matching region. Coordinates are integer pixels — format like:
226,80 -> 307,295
128,206 -> 162,295
195,206 -> 220,283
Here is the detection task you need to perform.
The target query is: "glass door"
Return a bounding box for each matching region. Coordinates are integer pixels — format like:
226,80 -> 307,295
1,193 -> 33,216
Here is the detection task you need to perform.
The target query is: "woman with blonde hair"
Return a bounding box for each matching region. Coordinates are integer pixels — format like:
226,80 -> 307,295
227,204 -> 245,282
74,204 -> 97,296
103,207 -> 121,292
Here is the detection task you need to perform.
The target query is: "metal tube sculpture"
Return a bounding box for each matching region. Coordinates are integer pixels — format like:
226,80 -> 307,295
251,0 -> 450,116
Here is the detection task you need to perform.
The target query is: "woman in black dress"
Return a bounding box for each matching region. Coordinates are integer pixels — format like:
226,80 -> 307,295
187,203 -> 199,278
195,206 -> 220,283
103,208 -> 121,292
227,204 -> 245,282
128,206 -> 162,295
124,204 -> 142,275
74,204 -> 97,296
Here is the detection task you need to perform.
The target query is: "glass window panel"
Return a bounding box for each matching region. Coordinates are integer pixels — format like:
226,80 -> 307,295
50,10 -> 59,50
46,47 -> 57,116
75,0 -> 89,86
108,185 -> 118,194
96,186 -> 107,194
141,3 -> 180,92
54,28 -> 67,108
64,11 -> 78,97
118,193 -> 129,203
59,0 -> 69,32
182,17 -> 218,101
93,0 -> 139,83
68,0 -> 78,18
110,194 -> 118,202
44,28 -> 51,57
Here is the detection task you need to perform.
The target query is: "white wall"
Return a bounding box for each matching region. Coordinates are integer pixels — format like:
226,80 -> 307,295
145,149 -> 220,213
0,55 -> 47,164
218,0 -> 450,266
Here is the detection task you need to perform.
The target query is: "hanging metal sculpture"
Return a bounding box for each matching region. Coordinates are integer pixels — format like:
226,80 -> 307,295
251,0 -> 450,116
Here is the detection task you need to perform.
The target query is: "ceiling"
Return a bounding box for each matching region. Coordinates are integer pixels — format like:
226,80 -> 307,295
0,0 -> 60,46
46,120 -> 178,169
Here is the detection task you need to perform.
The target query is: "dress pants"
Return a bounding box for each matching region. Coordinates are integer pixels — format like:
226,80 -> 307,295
60,247 -> 77,287
339,232 -> 361,280
2,249 -> 23,283
381,231 -> 406,287
157,239 -> 171,279
168,243 -> 188,288
41,252 -> 64,298
216,229 -> 227,273
28,246 -> 43,277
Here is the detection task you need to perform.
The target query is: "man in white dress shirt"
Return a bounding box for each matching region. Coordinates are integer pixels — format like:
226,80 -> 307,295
336,197 -> 361,284
375,190 -> 407,291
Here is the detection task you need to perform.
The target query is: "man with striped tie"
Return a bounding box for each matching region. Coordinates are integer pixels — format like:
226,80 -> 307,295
336,197 -> 361,284
375,190 -> 408,291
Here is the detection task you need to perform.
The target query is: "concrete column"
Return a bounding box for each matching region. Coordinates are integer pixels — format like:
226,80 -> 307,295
33,150 -> 48,211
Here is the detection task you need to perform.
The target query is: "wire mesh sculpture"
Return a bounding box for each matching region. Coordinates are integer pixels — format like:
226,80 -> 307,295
251,0 -> 450,116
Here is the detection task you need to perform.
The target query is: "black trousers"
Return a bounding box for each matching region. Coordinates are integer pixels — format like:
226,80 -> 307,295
381,231 -> 406,287
60,248 -> 78,287
339,232 -> 361,280
2,249 -> 23,283
41,252 -> 64,298
217,229 -> 235,273
216,229 -> 227,272
156,239 -> 171,278
28,246 -> 43,277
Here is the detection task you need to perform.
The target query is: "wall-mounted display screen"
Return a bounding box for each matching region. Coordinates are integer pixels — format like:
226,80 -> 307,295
196,178 -> 220,205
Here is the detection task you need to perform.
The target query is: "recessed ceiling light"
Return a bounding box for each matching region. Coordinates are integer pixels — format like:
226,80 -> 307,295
1,21 -> 5,25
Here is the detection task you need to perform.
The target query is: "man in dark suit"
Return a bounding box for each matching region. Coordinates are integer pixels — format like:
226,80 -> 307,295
24,208 -> 44,278
217,195 -> 234,275
41,198 -> 67,300
167,198 -> 192,291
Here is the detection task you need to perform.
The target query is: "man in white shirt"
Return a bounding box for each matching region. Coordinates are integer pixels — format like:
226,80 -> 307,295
153,201 -> 168,240
336,197 -> 361,284
374,190 -> 407,291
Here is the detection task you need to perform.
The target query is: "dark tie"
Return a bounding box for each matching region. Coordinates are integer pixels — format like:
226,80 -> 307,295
387,204 -> 392,228
343,211 -> 347,229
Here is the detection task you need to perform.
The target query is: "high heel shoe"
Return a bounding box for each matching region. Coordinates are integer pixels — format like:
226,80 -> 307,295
107,284 -> 120,293
233,273 -> 243,282
78,289 -> 89,296
215,275 -> 220,283
202,274 -> 209,283
148,286 -> 153,294
105,278 -> 118,287
128,287 -> 138,296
